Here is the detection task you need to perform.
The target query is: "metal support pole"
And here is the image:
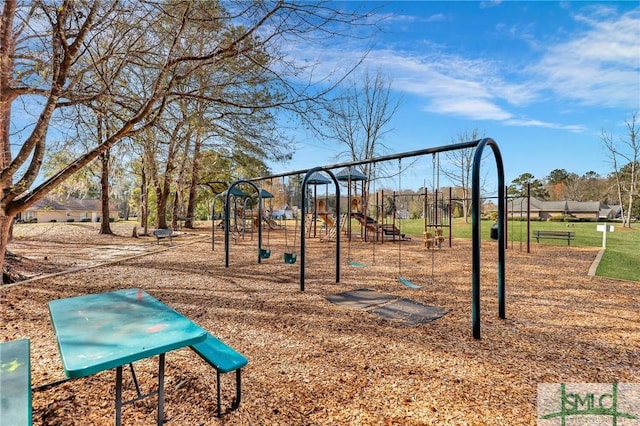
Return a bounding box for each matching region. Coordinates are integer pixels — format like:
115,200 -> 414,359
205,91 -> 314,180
472,138 -> 506,339
527,183 -> 531,254
449,187 -> 453,247
157,354 -> 165,426
115,366 -> 123,426
300,168 -> 340,291
225,181 -> 262,267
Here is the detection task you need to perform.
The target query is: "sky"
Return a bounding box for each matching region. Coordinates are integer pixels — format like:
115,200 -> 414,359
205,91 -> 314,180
270,1 -> 640,193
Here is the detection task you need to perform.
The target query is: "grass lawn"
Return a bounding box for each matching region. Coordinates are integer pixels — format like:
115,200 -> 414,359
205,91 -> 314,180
388,217 -> 640,282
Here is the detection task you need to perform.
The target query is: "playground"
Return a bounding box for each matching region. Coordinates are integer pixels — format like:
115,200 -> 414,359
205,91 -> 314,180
2,221 -> 638,425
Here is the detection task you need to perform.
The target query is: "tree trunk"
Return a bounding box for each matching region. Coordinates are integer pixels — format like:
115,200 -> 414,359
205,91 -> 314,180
171,191 -> 180,230
0,210 -> 13,281
185,180 -> 197,228
140,163 -> 149,235
185,134 -> 202,229
99,152 -> 113,234
156,183 -> 169,229
626,193 -> 633,228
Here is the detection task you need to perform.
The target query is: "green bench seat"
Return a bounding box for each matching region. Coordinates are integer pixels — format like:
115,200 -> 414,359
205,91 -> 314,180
533,230 -> 575,245
190,333 -> 248,417
0,339 -> 31,426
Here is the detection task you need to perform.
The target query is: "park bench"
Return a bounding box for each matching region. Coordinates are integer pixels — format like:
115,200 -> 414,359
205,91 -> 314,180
0,339 -> 31,425
190,333 -> 248,417
152,228 -> 173,244
533,230 -> 575,245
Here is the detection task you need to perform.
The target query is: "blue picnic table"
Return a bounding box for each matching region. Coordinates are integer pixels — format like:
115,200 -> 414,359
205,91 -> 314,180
0,339 -> 31,426
48,288 -> 206,425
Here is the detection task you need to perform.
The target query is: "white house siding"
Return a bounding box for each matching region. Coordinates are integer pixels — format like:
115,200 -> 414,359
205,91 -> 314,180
21,197 -> 119,223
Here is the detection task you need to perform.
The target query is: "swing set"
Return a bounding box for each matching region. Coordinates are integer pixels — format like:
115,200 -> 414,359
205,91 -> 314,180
222,180 -> 268,267
283,175 -> 299,264
336,166 -> 368,268
283,214 -> 298,264
258,188 -> 273,259
224,138 -> 505,339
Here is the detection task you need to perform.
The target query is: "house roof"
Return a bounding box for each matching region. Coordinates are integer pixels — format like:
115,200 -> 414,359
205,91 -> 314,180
509,197 -> 540,211
566,201 -> 601,212
504,198 -> 603,214
539,201 -> 567,211
27,196 -> 114,211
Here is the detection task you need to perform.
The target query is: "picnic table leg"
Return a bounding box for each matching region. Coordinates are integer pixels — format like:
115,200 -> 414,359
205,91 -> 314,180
115,366 -> 123,426
157,353 -> 165,426
217,371 -> 222,417
232,369 -> 242,410
129,363 -> 142,397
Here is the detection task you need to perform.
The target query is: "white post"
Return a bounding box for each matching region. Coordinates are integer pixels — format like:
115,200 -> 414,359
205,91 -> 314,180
596,223 -> 614,249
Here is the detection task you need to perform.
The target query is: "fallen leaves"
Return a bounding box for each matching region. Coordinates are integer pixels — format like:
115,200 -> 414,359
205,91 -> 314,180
1,222 -> 638,425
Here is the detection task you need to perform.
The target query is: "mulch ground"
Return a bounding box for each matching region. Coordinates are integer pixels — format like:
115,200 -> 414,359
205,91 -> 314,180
1,222 -> 638,425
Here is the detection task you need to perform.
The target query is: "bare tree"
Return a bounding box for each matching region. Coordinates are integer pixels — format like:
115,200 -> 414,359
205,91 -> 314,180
441,129 -> 483,223
601,111 -> 639,227
322,68 -> 400,211
0,0 -> 376,274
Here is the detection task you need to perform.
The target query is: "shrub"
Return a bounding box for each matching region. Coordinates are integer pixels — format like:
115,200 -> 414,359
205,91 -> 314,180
549,214 -> 577,222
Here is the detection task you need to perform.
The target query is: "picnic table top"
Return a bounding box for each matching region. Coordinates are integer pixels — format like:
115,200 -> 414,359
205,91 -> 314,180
48,288 -> 206,378
0,338 -> 31,426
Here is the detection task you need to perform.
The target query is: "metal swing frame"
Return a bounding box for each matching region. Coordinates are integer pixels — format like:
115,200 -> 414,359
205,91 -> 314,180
238,138 -> 505,340
224,180 -> 265,267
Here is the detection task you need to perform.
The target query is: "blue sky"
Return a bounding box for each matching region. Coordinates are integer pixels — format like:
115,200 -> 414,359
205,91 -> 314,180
272,1 -> 640,193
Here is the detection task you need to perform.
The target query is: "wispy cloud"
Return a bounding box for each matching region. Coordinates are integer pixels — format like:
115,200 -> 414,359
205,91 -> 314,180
283,4 -> 638,131
363,49 -> 534,122
380,12 -> 448,25
426,99 -> 512,121
367,6 -> 639,128
479,1 -> 503,9
528,8 -> 640,109
425,14 -> 447,23
504,118 -> 586,132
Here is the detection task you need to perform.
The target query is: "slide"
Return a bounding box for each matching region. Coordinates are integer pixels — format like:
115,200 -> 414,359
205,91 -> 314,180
263,216 -> 280,229
318,213 -> 335,227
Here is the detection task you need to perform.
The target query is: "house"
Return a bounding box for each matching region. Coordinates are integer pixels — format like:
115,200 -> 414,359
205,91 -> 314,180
600,204 -> 622,219
17,196 -> 120,223
504,197 -> 603,221
396,208 -> 411,220
505,197 -> 550,219
271,204 -> 295,219
566,201 -> 601,221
